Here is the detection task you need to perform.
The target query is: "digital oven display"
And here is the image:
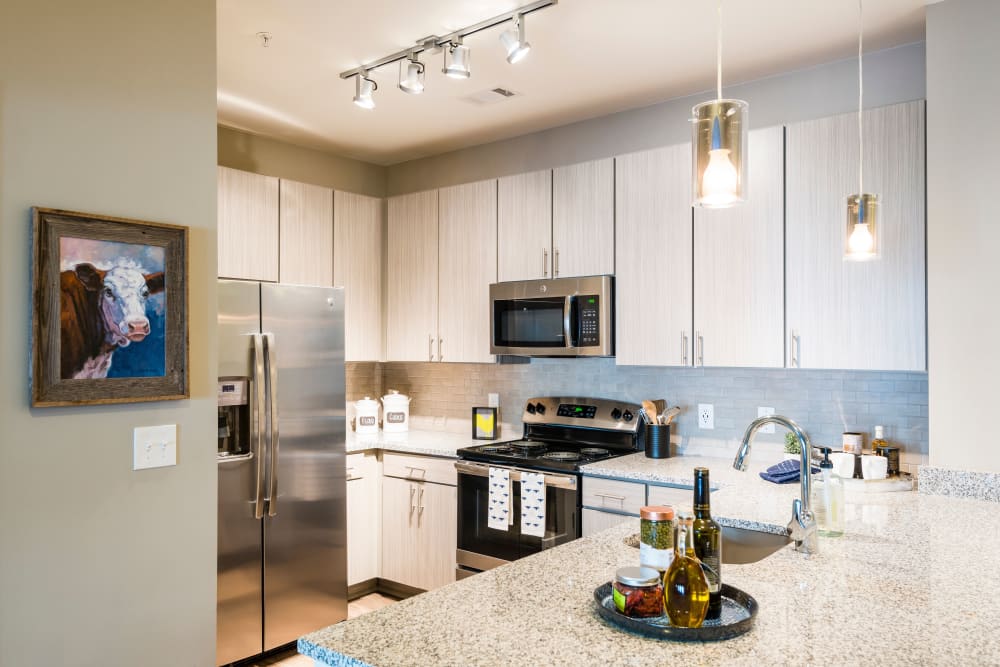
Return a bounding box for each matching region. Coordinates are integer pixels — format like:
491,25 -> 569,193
557,403 -> 597,418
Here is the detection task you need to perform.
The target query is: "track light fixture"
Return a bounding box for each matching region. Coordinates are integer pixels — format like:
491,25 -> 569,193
338,0 -> 556,108
499,14 -> 531,64
352,73 -> 376,110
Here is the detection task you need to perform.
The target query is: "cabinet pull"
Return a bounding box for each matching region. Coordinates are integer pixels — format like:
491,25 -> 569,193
409,485 -> 416,516
428,334 -> 434,362
553,248 -> 560,277
791,330 -> 800,368
697,332 -> 705,366
438,338 -> 443,362
595,492 -> 626,506
417,487 -> 425,516
682,331 -> 689,365
543,248 -> 549,278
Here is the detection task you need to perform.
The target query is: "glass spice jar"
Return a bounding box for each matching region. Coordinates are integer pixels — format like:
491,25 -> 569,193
639,505 -> 675,573
612,566 -> 665,618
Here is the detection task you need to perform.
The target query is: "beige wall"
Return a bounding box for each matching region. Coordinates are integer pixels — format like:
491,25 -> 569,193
0,2 -> 218,665
219,125 -> 387,197
927,0 -> 1000,473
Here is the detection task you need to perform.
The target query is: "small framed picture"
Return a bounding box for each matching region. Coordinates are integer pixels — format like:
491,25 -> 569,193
472,407 -> 498,440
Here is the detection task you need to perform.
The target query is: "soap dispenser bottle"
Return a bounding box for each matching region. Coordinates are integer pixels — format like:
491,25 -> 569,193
813,447 -> 845,537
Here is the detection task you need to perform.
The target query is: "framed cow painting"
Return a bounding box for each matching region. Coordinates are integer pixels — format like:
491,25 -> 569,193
31,207 -> 189,406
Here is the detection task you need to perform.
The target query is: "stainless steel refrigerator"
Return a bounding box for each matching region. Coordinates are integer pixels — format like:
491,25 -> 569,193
216,280 -> 347,666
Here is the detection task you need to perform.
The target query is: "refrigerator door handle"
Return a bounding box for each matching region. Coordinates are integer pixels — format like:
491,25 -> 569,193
265,332 -> 280,517
252,333 -> 266,520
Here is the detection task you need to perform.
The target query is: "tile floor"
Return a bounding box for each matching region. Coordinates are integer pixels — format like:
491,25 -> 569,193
249,593 -> 398,666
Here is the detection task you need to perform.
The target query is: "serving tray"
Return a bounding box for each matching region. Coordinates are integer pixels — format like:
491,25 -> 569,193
593,582 -> 758,642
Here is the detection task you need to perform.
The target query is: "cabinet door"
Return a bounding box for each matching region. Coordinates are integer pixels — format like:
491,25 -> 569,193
786,101 -> 925,370
498,170 -> 552,281
413,481 -> 457,591
335,191 -> 383,361
386,190 -> 438,361
694,126 -> 784,368
553,158 -> 615,277
582,508 -> 634,537
279,179 -> 333,287
438,179 -> 497,363
346,462 -> 380,586
615,144 -> 693,366
218,166 -> 279,281
379,476 -> 420,587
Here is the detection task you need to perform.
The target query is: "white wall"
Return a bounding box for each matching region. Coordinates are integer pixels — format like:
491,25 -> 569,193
927,0 -> 1000,473
0,2 -> 218,665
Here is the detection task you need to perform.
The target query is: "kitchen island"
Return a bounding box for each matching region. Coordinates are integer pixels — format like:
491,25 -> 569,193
300,456 -> 1000,666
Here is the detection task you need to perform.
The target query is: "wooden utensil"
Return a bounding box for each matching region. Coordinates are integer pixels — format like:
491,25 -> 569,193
642,400 -> 659,425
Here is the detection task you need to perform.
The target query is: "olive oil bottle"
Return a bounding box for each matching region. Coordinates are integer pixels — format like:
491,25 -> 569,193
664,516 -> 710,628
692,467 -> 723,620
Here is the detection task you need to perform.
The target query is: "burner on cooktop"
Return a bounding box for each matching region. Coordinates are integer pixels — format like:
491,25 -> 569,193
511,440 -> 547,452
580,447 -> 610,458
479,445 -> 514,454
542,451 -> 581,462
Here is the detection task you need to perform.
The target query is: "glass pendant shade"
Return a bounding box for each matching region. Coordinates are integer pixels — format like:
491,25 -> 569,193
500,16 -> 531,64
692,99 -> 748,208
398,58 -> 425,94
845,193 -> 878,260
353,75 -> 376,109
443,43 -> 471,79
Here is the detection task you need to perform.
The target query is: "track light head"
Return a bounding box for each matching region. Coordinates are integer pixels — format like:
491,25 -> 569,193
442,41 -> 471,79
398,54 -> 425,94
353,73 -> 377,109
499,14 -> 531,64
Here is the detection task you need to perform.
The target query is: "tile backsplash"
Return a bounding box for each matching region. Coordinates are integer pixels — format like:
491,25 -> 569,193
352,359 -> 928,473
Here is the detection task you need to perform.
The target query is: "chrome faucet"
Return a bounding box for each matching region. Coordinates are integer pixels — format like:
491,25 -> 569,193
733,415 -> 818,555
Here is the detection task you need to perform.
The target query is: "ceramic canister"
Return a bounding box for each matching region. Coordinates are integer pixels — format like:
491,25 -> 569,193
381,390 -> 411,433
355,397 -> 380,434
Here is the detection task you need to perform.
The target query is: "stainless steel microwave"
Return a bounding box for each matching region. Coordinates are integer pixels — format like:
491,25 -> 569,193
489,275 -> 614,357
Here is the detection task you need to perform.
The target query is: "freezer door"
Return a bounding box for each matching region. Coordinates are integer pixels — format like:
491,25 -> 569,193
217,280 -> 264,666
261,284 -> 347,650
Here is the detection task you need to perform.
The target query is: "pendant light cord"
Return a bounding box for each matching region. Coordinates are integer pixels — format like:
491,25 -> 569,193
858,0 -> 864,197
717,0 -> 723,100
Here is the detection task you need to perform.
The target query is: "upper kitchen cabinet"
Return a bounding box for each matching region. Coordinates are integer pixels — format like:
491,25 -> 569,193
279,179 -> 333,287
334,191 -> 384,361
498,170 -> 552,281
218,166 -> 279,282
694,126 -> 785,368
438,179 -> 498,363
615,143 -> 693,366
553,158 -> 615,277
786,100 -> 926,371
386,190 -> 438,362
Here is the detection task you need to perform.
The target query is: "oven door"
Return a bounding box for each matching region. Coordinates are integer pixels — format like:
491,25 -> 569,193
455,461 -> 579,578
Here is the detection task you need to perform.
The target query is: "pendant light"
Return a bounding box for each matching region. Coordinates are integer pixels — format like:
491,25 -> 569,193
845,0 -> 878,260
692,0 -> 748,208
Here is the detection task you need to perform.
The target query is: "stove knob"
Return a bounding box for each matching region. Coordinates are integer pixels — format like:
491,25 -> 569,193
534,402 -> 546,415
622,410 -> 634,422
610,408 -> 622,420
526,403 -> 537,414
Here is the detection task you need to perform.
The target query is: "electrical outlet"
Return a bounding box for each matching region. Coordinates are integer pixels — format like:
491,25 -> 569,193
488,393 -> 500,408
698,403 -> 714,430
757,407 -> 776,433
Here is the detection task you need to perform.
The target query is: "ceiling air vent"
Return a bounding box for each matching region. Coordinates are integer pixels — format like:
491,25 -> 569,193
464,87 -> 519,105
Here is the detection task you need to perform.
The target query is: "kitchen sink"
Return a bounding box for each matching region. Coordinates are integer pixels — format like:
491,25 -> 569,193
624,525 -> 791,564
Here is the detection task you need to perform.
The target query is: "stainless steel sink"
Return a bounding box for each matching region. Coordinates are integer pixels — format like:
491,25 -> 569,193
720,525 -> 791,564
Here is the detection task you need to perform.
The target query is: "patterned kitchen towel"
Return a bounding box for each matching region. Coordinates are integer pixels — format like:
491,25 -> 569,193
759,458 -> 820,484
488,467 -> 510,531
520,472 -> 546,538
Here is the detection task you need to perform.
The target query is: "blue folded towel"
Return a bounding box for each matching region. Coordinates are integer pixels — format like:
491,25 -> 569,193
759,458 -> 820,484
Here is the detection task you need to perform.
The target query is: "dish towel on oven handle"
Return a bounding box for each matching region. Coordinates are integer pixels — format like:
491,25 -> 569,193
520,472 -> 546,538
488,467 -> 510,531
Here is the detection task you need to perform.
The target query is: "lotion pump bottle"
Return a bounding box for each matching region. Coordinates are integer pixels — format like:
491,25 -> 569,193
813,447 -> 845,537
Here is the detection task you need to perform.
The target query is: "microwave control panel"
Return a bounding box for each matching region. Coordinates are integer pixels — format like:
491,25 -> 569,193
578,295 -> 600,346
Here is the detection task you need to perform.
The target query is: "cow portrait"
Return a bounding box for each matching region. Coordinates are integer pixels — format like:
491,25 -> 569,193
60,261 -> 165,379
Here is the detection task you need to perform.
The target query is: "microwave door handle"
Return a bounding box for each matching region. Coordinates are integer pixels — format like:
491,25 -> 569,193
563,295 -> 574,348
251,333 -> 266,520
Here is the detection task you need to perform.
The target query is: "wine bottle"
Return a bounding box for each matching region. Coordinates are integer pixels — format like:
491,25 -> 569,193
664,515 -> 710,628
692,467 -> 723,620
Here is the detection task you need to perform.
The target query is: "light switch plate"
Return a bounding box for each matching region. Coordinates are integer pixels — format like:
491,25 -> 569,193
133,424 -> 177,470
757,407 -> 776,434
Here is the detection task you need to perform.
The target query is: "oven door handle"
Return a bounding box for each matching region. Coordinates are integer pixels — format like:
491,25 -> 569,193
454,461 -> 578,490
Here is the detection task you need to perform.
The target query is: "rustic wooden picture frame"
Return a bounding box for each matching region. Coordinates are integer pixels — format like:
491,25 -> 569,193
31,207 -> 189,407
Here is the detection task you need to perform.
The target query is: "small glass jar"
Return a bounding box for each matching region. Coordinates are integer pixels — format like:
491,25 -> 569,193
612,566 -> 664,618
639,505 -> 675,573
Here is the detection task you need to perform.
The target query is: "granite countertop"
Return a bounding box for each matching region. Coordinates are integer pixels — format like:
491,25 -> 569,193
346,429 -> 479,458
301,454 -> 1000,666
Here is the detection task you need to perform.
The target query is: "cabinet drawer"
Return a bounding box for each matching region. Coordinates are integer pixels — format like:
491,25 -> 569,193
646,484 -> 693,512
581,477 -> 645,515
346,452 -> 378,481
582,508 -> 636,537
382,452 -> 457,486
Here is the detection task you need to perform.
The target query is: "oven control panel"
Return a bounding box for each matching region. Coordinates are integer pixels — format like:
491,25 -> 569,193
522,396 -> 643,432
557,403 -> 598,419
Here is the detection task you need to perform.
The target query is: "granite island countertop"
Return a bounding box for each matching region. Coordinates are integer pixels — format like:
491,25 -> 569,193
302,455 -> 1000,666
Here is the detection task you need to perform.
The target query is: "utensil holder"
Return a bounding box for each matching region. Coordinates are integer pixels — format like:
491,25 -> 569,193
645,424 -> 671,459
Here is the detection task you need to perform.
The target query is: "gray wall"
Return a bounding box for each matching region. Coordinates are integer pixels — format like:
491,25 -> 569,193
927,0 -> 1000,473
0,2 -> 218,665
387,42 -> 926,195
219,125 -> 388,198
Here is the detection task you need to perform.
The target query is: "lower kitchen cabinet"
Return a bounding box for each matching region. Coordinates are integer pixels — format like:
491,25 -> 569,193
580,477 -> 694,537
346,452 -> 380,588
380,456 -> 457,592
582,508 -> 634,537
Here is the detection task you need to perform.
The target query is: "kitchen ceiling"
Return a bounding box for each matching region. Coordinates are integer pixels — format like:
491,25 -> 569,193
217,0 -> 925,166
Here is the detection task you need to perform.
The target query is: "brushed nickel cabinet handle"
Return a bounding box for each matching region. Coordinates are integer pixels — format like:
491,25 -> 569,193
543,248 -> 549,277
409,485 -> 416,515
682,331 -> 689,366
438,337 -> 443,362
428,334 -> 434,362
791,330 -> 801,368
697,332 -> 705,367
554,248 -> 560,277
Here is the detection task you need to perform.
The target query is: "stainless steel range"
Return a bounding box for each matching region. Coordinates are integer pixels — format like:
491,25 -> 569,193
454,396 -> 644,578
